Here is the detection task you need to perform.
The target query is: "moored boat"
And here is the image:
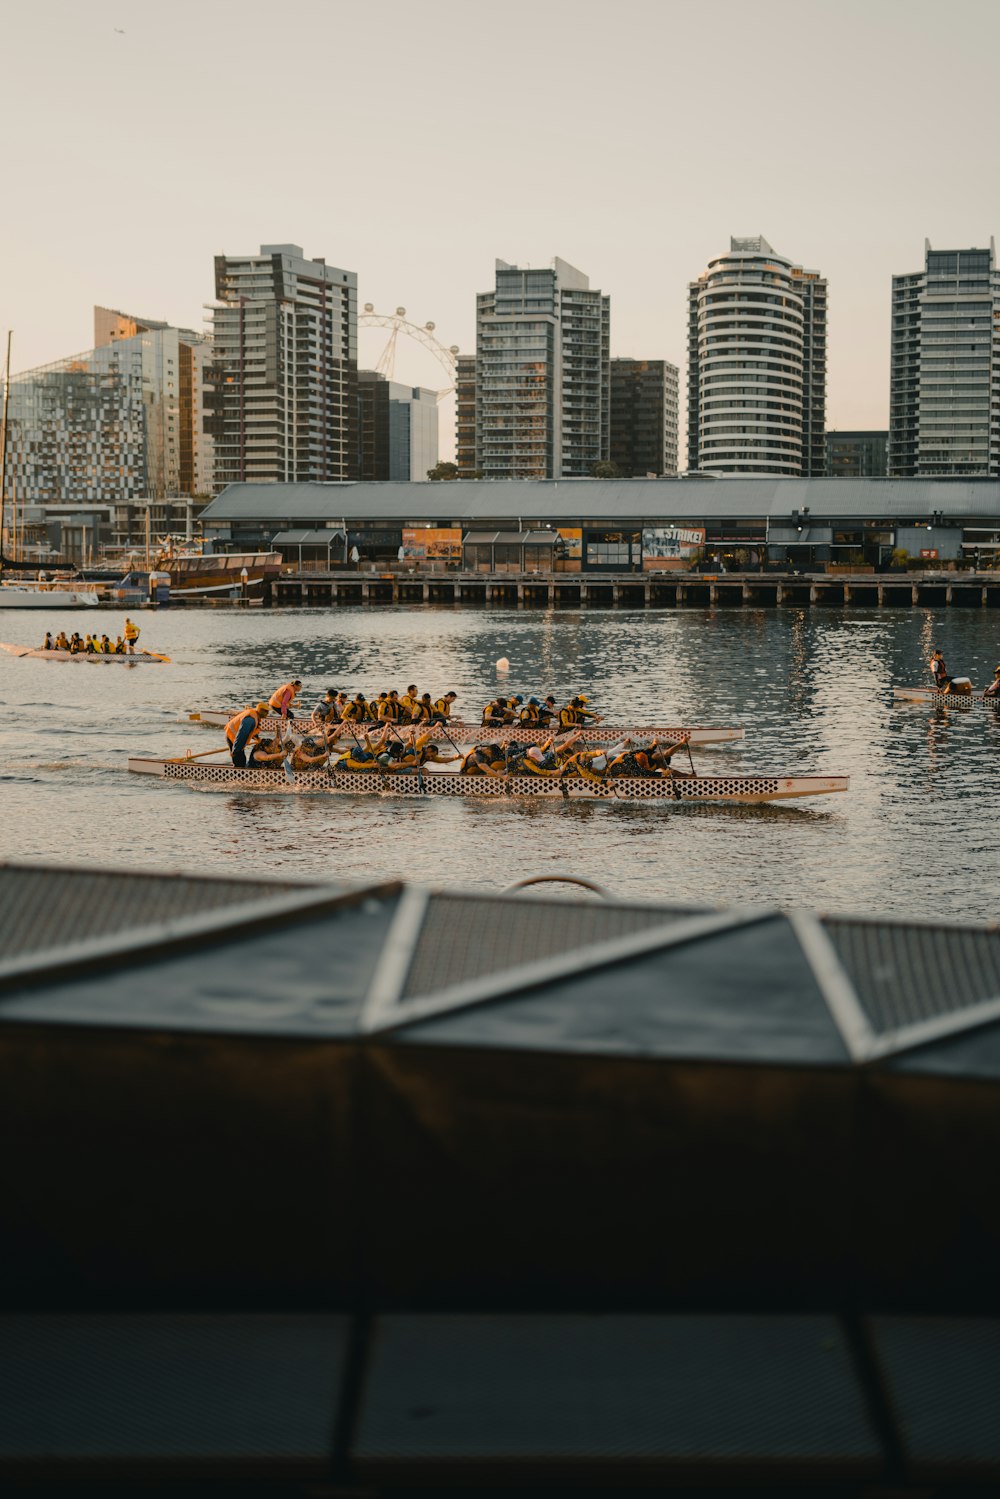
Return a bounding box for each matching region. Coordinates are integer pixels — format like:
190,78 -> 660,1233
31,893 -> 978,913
185,710 -> 745,747
128,755 -> 847,804
1,642 -> 170,663
0,583 -> 100,608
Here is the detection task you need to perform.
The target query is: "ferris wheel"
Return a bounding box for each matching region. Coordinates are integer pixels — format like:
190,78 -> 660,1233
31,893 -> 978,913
359,305 -> 461,401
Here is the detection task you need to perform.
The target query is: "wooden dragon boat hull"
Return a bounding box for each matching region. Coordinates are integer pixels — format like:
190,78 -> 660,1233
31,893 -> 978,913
128,757 -> 847,804
185,710 -> 744,747
1,642 -> 170,663
893,685 -> 1000,707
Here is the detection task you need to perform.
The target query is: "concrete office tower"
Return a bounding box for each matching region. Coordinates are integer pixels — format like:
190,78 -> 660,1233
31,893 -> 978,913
206,244 -> 357,489
889,240 -> 1000,477
687,236 -> 827,476
95,306 -> 214,497
455,353 -> 477,477
609,358 -> 679,476
357,373 -> 439,481
476,257 -> 610,479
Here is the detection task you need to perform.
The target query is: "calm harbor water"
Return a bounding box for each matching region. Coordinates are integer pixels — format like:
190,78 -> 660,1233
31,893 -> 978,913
1,604 -> 998,921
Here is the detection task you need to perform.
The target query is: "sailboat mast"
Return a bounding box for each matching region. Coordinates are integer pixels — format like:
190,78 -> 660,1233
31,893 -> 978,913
0,331 -> 11,575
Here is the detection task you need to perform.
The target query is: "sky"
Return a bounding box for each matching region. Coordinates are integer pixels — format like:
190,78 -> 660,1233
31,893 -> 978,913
3,0 -> 999,459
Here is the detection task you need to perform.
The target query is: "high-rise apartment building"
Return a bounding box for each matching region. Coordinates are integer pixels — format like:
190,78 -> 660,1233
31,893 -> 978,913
3,306 -> 214,505
94,306 -> 214,496
687,236 -> 827,476
889,240 -> 1000,477
475,257 -> 609,479
455,354 -> 477,478
206,244 -> 357,489
609,358 -> 679,476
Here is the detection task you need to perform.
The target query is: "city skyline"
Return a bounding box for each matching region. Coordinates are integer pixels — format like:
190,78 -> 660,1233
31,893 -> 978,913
4,0 -> 998,451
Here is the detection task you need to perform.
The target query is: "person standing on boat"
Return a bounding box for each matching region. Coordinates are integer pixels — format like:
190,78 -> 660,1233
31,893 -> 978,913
268,679 -> 302,722
124,618 -> 140,655
930,651 -> 951,691
226,701 -> 271,768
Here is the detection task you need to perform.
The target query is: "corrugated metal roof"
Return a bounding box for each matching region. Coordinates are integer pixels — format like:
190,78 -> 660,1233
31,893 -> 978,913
272,529 -> 346,545
200,477 -> 1000,525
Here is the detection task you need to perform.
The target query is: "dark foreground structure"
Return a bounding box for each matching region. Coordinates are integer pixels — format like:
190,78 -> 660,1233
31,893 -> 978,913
3,861 -> 1000,1493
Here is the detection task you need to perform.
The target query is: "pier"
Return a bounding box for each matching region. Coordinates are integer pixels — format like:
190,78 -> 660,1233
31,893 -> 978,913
264,568 -> 1000,609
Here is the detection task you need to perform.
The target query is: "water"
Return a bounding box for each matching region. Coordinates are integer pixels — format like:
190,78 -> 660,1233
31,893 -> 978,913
1,604 -> 999,920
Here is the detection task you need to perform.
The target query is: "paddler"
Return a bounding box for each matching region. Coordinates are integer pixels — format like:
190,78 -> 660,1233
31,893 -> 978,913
335,727 -> 388,771
114,636 -> 126,654
341,692 -> 367,722
68,633 -> 83,654
54,632 -> 69,651
459,740 -> 509,776
984,666 -> 1000,698
84,633 -> 97,654
378,690 -> 402,723
268,679 -> 303,722
538,695 -> 558,727
290,734 -> 330,771
99,634 -> 112,654
411,692 -> 435,723
519,697 -> 541,724
401,684 -> 420,718
381,727 -> 462,771
311,688 -> 340,727
522,730 -> 584,777
226,701 -> 271,767
124,617 -> 140,655
559,694 -> 598,729
929,650 -> 950,691
481,697 -> 508,726
43,632 -> 53,651
432,691 -> 457,722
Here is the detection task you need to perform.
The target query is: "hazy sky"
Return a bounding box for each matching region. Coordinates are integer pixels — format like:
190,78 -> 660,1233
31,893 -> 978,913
4,0 -> 999,456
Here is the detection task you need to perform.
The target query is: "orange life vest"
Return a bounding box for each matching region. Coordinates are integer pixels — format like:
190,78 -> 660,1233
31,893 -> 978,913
269,681 -> 299,712
225,707 -> 260,747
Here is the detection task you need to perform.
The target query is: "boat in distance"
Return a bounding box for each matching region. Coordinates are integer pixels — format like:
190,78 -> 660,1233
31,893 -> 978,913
0,642 -> 170,663
129,756 -> 848,805
892,685 -> 1000,707
0,584 -> 99,608
186,710 -> 745,748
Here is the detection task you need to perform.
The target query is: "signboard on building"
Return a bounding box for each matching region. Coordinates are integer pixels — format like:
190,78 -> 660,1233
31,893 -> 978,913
642,525 -> 706,569
557,528 -> 582,560
402,527 -> 463,561
920,549 -> 939,560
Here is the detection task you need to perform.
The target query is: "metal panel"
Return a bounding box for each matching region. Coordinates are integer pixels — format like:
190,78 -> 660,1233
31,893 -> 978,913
0,1314 -> 347,1479
354,1314 -> 881,1481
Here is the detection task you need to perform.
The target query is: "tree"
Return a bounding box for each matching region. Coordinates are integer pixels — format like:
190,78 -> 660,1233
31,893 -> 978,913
591,460 -> 622,479
427,461 -> 459,481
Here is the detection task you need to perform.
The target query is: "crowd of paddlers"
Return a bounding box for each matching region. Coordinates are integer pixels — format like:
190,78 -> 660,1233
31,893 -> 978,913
223,679 -> 694,781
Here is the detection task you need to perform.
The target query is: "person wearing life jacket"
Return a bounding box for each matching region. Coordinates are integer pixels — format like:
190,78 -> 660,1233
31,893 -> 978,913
124,617 -> 140,654
379,690 -> 402,723
99,634 -> 112,654
68,633 -> 83,654
459,741 -> 508,776
290,735 -> 330,772
247,735 -> 289,768
83,634 -> 96,654
410,693 -> 434,722
983,666 -> 1000,699
341,693 -> 366,722
54,632 -> 69,651
520,697 -> 541,724
647,735 -> 694,775
559,694 -> 598,729
929,651 -> 950,691
114,636 -> 126,654
269,679 -> 302,721
42,632 -> 53,651
401,684 -> 420,718
226,701 -> 271,768
522,730 -> 584,777
311,688 -> 340,727
482,698 -> 506,726
432,691 -> 457,722
335,728 -> 386,771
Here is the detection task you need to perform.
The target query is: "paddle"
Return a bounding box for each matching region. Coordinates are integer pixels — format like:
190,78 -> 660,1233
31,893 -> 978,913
275,721 -> 296,785
165,745 -> 235,764
346,722 -> 391,787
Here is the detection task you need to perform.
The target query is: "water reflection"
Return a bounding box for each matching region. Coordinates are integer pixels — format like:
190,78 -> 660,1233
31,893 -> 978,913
3,603 -> 1000,919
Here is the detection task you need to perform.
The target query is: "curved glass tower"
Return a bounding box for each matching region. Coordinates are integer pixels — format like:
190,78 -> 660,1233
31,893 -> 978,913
687,236 -> 826,476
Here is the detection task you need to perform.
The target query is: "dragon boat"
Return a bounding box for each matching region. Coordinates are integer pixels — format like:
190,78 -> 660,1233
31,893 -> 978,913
892,685 -> 1000,707
129,755 -> 847,805
1,642 -> 170,664
186,710 -> 744,748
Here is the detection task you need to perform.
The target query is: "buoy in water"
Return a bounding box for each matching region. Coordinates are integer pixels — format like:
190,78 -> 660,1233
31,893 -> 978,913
496,656 -> 510,672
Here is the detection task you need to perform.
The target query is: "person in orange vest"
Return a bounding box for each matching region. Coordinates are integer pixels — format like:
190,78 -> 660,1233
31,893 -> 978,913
226,701 -> 271,767
268,679 -> 302,722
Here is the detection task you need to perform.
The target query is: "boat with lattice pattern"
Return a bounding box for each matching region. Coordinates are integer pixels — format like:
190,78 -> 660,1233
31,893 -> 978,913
128,756 -> 847,804
185,710 -> 743,747
893,685 -> 1000,707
